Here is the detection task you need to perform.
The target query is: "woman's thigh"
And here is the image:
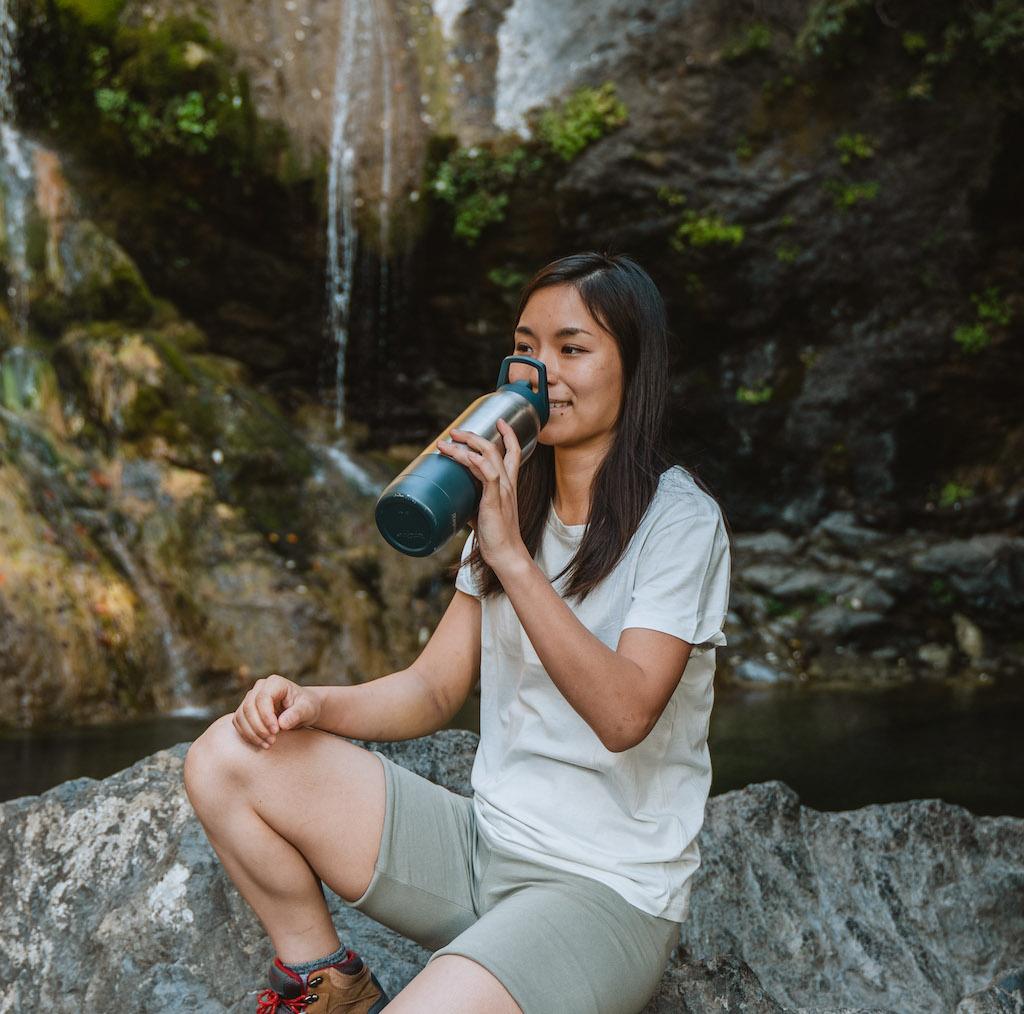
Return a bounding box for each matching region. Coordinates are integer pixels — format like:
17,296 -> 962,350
346,752 -> 483,952
429,864 -> 678,1014
184,714 -> 386,904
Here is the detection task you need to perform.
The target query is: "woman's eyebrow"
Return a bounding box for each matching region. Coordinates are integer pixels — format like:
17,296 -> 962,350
514,325 -> 594,338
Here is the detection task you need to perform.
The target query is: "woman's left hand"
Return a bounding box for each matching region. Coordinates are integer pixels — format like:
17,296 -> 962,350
437,418 -> 527,572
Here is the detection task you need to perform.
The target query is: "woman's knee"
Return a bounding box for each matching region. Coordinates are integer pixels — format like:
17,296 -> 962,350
183,713 -> 252,806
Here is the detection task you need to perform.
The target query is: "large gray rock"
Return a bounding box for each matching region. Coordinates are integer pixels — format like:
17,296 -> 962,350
683,782 -> 1024,1013
1,731 -> 1021,1013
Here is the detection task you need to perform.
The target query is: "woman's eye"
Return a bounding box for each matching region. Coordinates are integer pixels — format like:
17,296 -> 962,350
513,342 -> 584,354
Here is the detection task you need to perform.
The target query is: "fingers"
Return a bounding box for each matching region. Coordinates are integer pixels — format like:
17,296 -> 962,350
256,683 -> 280,736
497,419 -> 522,482
233,674 -> 289,749
437,429 -> 509,485
278,702 -> 310,730
233,702 -> 268,749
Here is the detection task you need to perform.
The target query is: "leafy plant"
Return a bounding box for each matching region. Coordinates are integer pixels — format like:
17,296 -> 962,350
972,0 -> 1024,57
953,286 -> 1013,354
86,20 -> 248,161
722,22 -> 774,62
953,323 -> 991,354
736,384 -> 773,404
172,91 -> 217,143
536,83 -> 627,162
775,243 -> 801,264
734,136 -> 755,161
939,482 -> 974,509
834,131 -> 876,163
823,178 -> 879,210
905,73 -> 934,100
972,286 -> 1013,326
925,23 -> 966,66
430,145 -> 542,245
657,186 -> 686,208
487,266 -> 528,290
430,82 -> 625,244
660,190 -> 744,252
674,212 -> 745,249
902,31 -> 927,54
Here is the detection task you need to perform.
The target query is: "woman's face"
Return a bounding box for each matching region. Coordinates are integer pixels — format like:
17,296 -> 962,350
511,284 -> 624,451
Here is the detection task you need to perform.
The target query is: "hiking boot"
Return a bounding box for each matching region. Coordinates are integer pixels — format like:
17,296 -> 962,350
256,951 -> 389,1013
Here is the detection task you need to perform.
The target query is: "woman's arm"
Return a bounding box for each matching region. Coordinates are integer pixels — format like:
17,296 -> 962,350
313,589 -> 482,741
495,557 -> 691,752
234,590 -> 481,747
437,420 -> 692,753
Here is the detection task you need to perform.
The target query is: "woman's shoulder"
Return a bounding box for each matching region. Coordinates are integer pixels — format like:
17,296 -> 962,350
648,466 -> 724,526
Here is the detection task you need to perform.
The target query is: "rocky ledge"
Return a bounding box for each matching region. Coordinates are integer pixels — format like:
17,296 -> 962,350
1,730 -> 1021,1013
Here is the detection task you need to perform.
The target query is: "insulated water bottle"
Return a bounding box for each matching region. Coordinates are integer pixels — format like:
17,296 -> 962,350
375,355 -> 550,557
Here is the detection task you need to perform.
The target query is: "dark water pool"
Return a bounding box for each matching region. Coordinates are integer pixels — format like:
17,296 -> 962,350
2,680 -> 1020,816
708,679 -> 1021,816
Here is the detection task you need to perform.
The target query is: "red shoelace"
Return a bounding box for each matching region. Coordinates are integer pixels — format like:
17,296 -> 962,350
255,986 -> 314,1013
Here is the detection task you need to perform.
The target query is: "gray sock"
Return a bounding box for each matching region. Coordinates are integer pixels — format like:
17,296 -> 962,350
284,943 -> 351,981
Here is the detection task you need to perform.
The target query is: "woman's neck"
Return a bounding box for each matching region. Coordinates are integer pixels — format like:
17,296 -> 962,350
552,441 -> 611,525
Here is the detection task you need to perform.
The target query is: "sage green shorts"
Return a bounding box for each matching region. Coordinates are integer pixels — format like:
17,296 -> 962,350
348,751 -> 679,1014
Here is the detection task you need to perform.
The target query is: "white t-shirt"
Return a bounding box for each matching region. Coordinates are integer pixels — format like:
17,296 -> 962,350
455,465 -> 731,921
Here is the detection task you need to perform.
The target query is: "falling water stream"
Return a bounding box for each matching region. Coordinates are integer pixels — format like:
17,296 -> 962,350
101,529 -> 203,716
0,0 -> 34,339
320,0 -> 402,495
326,0 -> 396,430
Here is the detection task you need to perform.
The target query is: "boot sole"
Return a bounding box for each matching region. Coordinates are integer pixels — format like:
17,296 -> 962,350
368,972 -> 389,1014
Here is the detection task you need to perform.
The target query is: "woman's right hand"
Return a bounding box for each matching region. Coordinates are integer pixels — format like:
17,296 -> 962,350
232,673 -> 322,749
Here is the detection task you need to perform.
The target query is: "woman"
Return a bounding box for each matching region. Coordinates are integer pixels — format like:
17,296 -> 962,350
184,251 -> 732,1014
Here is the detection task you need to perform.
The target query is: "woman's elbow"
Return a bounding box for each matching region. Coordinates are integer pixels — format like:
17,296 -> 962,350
598,713 -> 656,754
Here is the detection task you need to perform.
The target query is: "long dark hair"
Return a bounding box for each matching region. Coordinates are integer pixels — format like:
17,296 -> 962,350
465,251 -> 724,601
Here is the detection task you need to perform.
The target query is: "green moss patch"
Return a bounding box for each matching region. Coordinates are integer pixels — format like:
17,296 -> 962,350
17,4 -> 295,181
427,82 -> 628,246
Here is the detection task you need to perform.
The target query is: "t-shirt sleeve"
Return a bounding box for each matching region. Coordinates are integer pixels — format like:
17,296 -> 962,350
455,530 -> 481,597
622,507 -> 731,652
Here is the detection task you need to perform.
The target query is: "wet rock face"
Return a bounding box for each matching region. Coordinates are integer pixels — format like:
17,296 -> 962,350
542,0 -> 1021,533
0,147 -> 463,726
492,0 -> 694,135
1,732 -> 1021,1012
0,346 -> 457,726
11,0 -> 1023,533
411,0 -> 1024,534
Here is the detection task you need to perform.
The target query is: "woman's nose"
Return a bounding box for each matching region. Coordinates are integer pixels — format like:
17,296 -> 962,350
508,352 -> 556,390
538,354 -> 558,386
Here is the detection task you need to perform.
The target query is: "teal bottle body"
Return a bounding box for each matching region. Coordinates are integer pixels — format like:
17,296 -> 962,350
375,356 -> 549,557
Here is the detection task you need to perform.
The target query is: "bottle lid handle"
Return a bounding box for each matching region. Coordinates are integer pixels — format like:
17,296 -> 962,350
496,355 -> 550,425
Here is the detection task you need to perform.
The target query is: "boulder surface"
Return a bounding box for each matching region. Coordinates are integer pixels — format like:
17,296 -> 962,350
0,730 -> 1021,1013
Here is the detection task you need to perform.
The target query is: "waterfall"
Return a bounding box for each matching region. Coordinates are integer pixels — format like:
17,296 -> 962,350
0,0 -> 33,340
319,442 -> 382,496
102,528 -> 205,716
325,0 -> 397,430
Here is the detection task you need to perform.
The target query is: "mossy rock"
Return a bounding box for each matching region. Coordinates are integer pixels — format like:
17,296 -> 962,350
52,219 -> 155,325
